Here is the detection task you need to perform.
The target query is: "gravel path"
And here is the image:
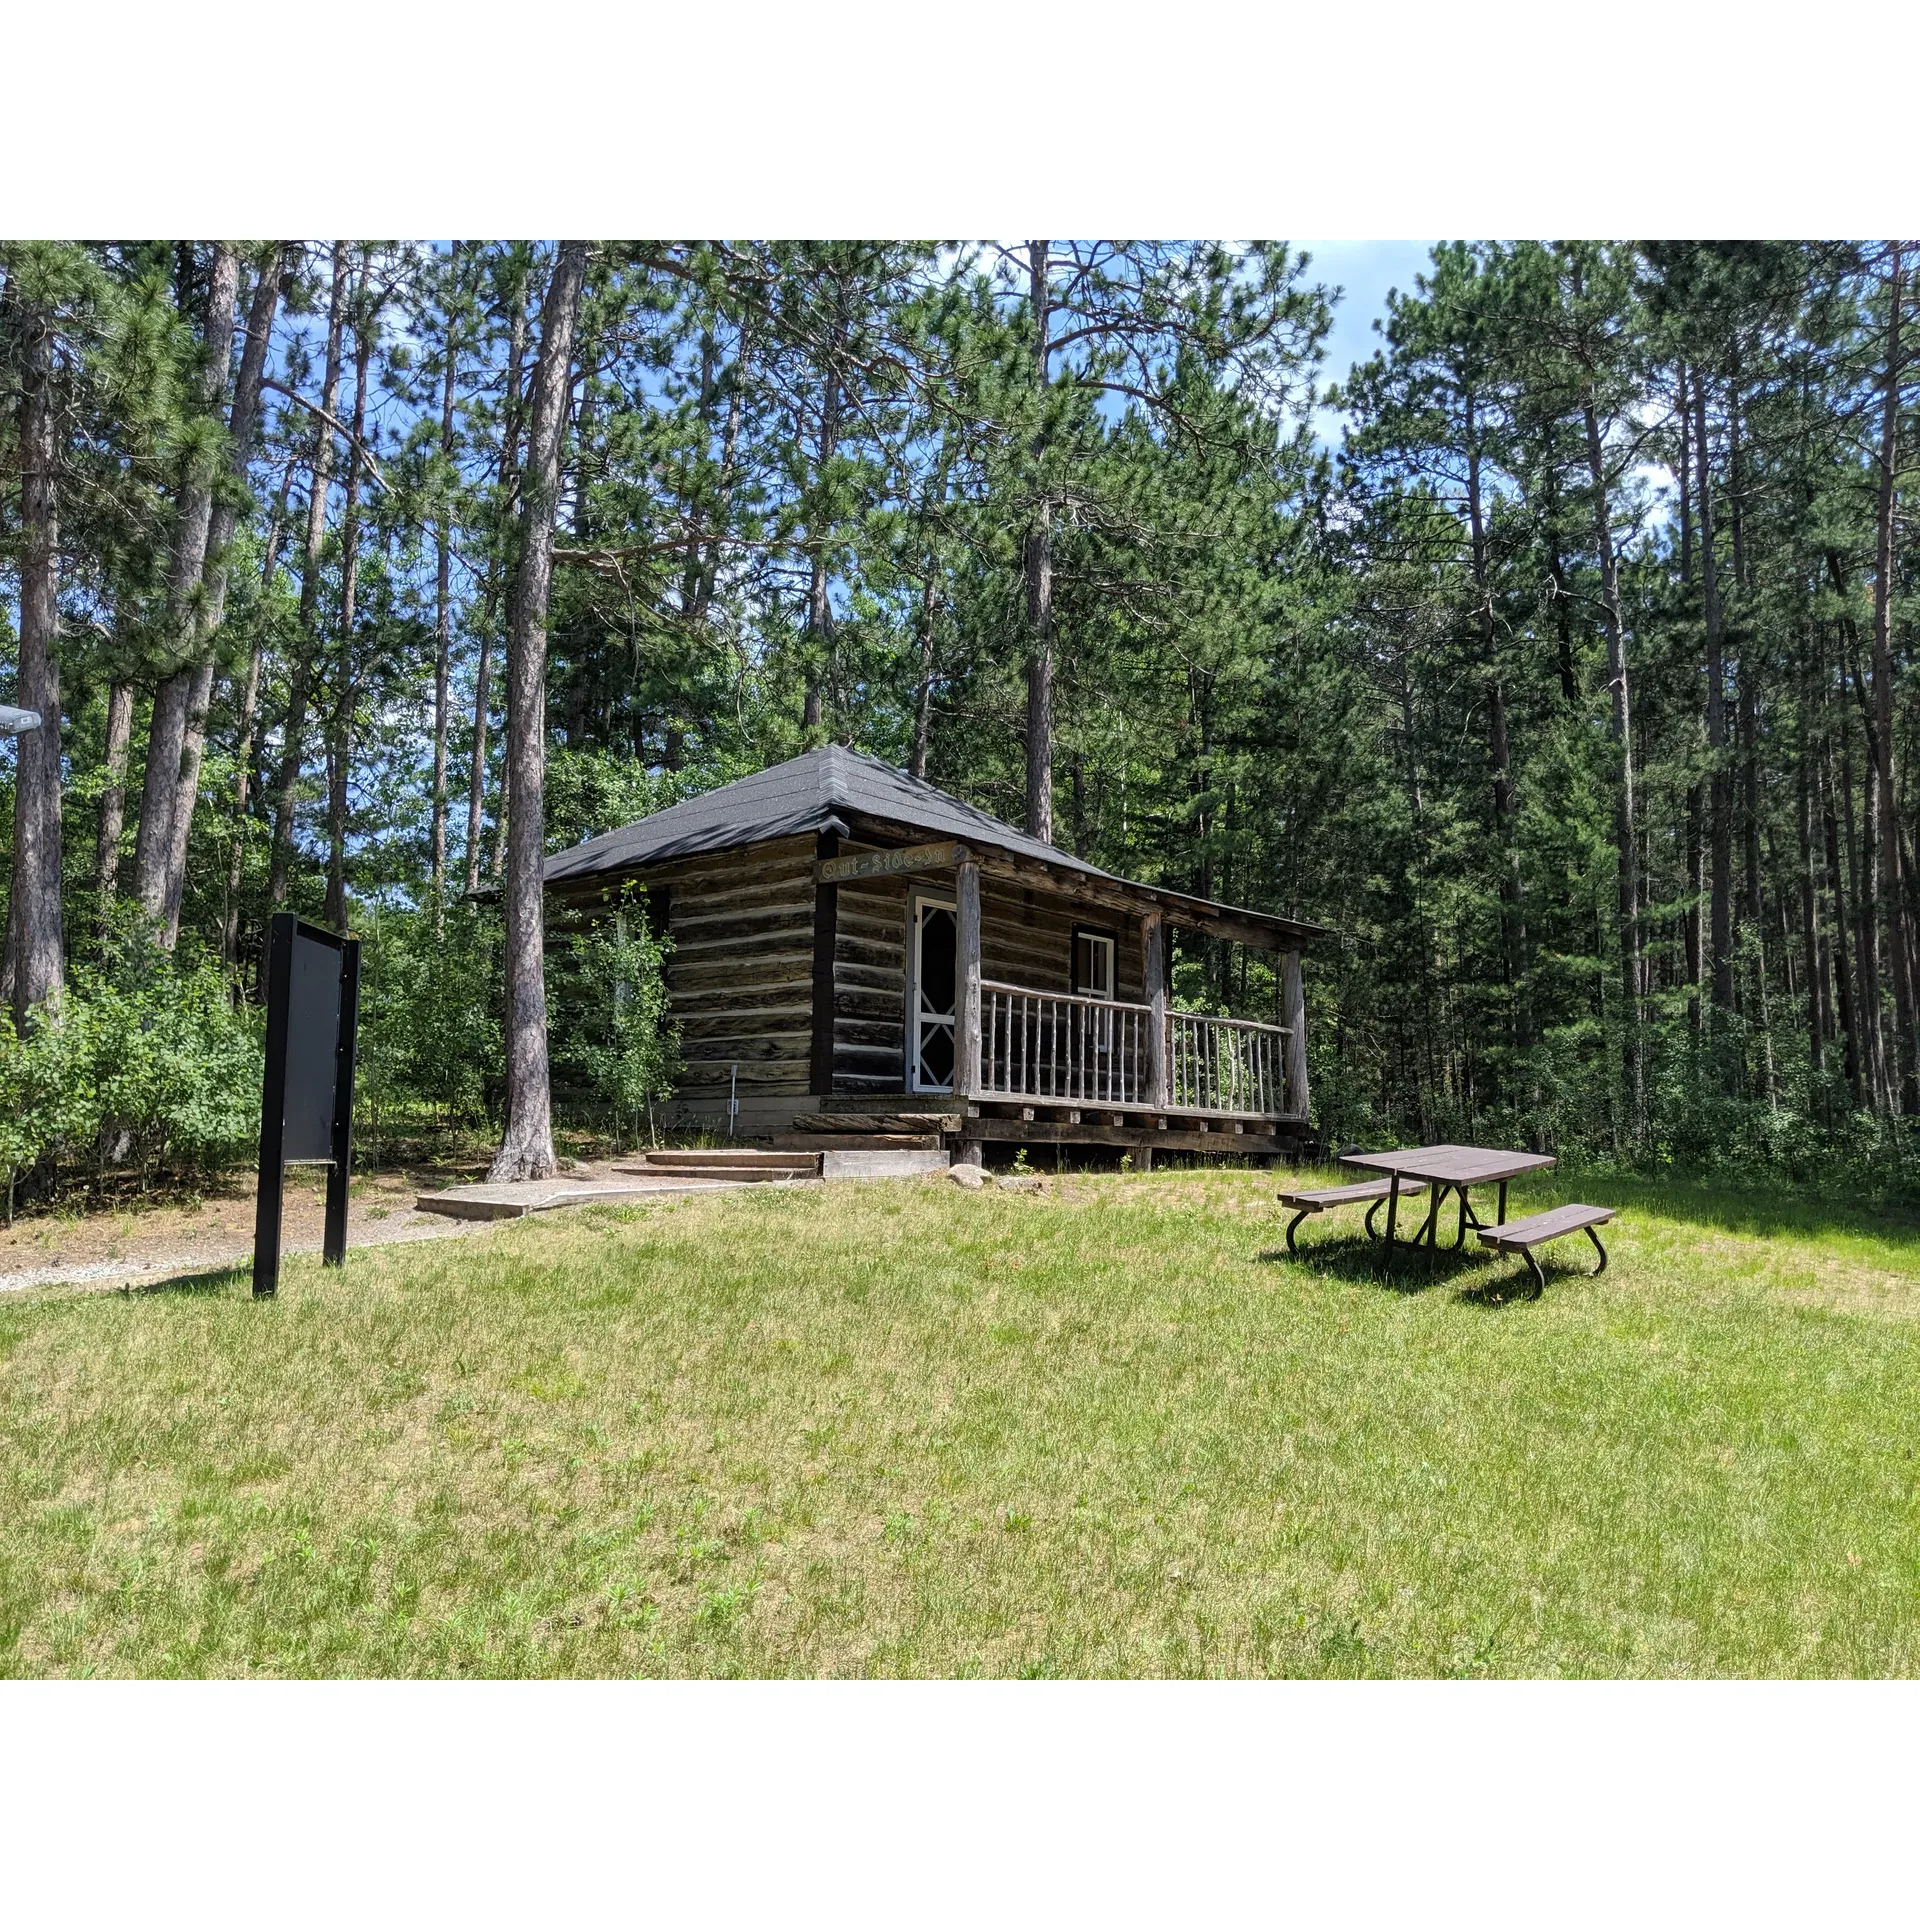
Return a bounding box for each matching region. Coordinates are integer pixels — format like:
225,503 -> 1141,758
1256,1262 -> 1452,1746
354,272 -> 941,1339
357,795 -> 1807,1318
0,1205 -> 485,1297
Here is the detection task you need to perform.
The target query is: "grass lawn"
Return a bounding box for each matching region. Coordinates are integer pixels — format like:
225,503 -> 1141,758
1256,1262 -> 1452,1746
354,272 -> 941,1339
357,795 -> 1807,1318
3,1166 -> 1918,1677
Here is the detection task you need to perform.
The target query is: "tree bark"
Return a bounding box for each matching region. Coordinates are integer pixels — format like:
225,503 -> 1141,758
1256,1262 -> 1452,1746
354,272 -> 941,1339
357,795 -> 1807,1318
158,246 -> 285,947
1465,403 -> 1525,1023
1581,390 -> 1644,1135
270,243 -> 347,907
7,288 -> 65,1025
801,361 -> 839,735
1694,374 -> 1735,1014
94,679 -> 134,937
430,245 -> 462,926
222,461 -> 294,969
1824,750 -> 1862,1103
133,244 -> 239,934
491,241 -> 587,1183
1024,239 -> 1055,844
324,263 -> 374,933
1870,243 -> 1915,1107
911,563 -> 937,781
466,254 -> 531,897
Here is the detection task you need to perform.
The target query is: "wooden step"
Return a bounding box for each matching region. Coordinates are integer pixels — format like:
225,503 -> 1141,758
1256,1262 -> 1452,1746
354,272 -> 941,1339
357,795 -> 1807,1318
611,1151 -> 822,1182
642,1150 -> 821,1170
772,1132 -> 941,1153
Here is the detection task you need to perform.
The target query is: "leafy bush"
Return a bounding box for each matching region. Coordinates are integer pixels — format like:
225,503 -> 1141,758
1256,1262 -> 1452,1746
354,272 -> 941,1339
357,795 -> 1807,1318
551,886 -> 678,1150
0,949 -> 263,1213
356,898 -> 504,1141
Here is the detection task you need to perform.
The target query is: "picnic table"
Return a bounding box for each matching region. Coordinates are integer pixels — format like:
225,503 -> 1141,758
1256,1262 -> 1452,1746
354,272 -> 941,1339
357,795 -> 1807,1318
1338,1145 -> 1556,1272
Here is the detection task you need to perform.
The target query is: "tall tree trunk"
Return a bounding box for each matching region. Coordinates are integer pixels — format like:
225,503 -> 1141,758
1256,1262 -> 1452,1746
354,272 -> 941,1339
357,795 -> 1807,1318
133,244 -> 238,933
1870,243 -> 1915,1108
158,246 -> 284,948
1694,374 -> 1735,1015
324,269 -> 373,933
222,463 -> 294,970
1675,361 -> 1693,586
466,253 -> 530,898
1685,782 -> 1705,1029
1024,239 -> 1054,844
7,289 -> 65,1025
802,364 -> 839,735
1466,409 -> 1525,1028
911,563 -> 937,781
94,679 -> 134,937
430,247 -> 462,927
1797,725 -> 1824,1081
1824,755 -> 1862,1103
270,243 -> 347,907
491,241 -> 587,1183
1582,393 -> 1644,1137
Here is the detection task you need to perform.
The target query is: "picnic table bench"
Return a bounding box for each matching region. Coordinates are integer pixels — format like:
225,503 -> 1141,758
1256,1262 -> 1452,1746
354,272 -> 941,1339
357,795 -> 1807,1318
1276,1178 -> 1427,1253
1477,1203 -> 1615,1298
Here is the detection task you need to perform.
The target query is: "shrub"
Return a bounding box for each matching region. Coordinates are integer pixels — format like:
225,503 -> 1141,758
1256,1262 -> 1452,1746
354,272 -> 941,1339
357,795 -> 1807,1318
0,949 -> 263,1214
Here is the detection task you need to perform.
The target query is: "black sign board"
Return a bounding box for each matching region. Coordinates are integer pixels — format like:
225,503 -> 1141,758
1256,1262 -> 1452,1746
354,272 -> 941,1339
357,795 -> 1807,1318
253,913 -> 361,1297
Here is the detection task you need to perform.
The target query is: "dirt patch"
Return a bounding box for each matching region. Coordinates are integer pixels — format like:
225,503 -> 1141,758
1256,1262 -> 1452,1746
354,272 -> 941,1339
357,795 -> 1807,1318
0,1163 -> 485,1295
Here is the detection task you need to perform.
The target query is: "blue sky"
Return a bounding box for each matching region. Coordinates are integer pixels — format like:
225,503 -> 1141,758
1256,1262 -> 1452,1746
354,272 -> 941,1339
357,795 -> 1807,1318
1296,239 -> 1435,441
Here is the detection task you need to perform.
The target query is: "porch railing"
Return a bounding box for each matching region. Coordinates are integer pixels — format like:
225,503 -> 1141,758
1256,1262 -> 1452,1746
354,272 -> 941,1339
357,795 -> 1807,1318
975,981 -> 1292,1119
1166,1010 -> 1288,1119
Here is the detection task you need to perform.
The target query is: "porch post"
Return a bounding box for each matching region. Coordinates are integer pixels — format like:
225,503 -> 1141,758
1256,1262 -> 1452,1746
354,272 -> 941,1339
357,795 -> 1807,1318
1142,911 -> 1167,1109
955,855 -> 982,1097
1281,947 -> 1310,1121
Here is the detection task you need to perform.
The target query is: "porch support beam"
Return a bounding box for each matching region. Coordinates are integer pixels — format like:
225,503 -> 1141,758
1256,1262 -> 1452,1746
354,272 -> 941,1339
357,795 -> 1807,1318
1142,910 -> 1167,1109
955,854 -> 982,1098
1281,947 -> 1310,1121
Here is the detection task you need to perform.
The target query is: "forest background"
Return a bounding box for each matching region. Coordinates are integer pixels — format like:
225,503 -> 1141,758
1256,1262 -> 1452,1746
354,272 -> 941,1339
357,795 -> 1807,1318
2,238 -> 1917,1202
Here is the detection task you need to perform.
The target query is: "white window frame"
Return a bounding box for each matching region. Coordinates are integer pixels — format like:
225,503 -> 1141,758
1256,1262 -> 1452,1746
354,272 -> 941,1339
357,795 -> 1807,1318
1074,929 -> 1117,1002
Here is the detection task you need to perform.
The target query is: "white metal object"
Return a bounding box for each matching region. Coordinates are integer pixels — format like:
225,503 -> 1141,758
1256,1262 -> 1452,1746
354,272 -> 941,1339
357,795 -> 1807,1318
0,705 -> 43,737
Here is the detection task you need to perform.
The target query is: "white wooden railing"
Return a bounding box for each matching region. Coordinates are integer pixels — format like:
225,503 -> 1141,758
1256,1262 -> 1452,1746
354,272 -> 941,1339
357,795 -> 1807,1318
975,981 -> 1293,1119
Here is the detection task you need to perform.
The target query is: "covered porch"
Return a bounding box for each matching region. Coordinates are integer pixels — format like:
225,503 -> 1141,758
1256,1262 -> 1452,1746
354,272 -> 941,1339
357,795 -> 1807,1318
818,834 -> 1318,1166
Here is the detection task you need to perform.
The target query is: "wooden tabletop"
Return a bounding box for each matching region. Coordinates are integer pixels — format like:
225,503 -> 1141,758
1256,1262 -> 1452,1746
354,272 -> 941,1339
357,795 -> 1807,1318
1339,1145 -> 1556,1185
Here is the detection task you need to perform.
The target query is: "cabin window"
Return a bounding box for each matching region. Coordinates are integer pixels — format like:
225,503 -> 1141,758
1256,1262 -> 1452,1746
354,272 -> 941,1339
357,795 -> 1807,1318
1073,929 -> 1116,1001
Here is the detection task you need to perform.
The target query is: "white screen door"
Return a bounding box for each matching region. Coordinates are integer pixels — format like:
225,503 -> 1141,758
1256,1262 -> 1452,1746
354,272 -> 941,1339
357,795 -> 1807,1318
911,898 -> 957,1092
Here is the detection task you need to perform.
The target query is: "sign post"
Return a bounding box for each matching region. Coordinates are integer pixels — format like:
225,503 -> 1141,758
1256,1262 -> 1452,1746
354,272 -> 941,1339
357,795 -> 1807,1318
253,913 -> 361,1298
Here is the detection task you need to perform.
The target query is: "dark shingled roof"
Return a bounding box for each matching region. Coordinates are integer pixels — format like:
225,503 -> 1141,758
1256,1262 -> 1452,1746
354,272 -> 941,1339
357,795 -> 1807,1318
544,745 -> 1112,885
543,745 -> 1328,942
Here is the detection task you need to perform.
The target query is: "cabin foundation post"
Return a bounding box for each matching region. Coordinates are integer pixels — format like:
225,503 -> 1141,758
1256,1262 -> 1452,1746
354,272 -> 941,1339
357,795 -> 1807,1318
1142,911 -> 1167,1110
1281,947 -> 1310,1122
955,854 -> 982,1098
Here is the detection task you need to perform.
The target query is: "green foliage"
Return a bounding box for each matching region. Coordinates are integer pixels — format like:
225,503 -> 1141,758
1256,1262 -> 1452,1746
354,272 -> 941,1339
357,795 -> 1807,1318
0,948 -> 261,1209
355,899 -> 503,1138
551,887 -> 678,1148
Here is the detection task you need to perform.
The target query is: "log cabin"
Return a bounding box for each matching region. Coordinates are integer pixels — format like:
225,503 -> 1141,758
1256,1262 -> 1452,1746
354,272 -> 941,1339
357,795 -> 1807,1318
544,746 -> 1327,1166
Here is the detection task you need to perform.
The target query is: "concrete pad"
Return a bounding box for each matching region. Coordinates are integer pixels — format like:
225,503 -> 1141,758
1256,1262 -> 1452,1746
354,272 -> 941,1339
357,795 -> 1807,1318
818,1150 -> 950,1180
415,1177 -> 718,1221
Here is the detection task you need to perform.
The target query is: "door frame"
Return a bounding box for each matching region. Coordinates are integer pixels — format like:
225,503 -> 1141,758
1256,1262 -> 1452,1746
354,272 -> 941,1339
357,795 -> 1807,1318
906,887 -> 957,1093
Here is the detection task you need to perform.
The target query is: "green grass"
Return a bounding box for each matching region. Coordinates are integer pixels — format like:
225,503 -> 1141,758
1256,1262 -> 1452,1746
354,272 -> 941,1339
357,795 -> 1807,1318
3,1167 -> 1919,1676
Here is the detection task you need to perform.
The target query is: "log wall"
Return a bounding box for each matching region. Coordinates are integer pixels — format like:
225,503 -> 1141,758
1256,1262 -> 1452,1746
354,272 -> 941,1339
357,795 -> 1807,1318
826,836 -> 1144,1096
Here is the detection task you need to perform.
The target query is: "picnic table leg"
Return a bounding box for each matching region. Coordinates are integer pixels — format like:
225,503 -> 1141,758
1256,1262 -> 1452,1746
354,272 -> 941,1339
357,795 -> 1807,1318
1422,1183 -> 1442,1265
1497,1181 -> 1508,1226
1377,1174 -> 1401,1273
1584,1224 -> 1608,1276
1286,1209 -> 1306,1255
1448,1184 -> 1469,1250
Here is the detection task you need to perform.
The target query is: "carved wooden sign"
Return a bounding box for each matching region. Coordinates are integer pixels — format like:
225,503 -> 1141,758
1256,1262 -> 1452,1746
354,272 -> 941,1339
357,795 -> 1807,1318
816,839 -> 967,884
